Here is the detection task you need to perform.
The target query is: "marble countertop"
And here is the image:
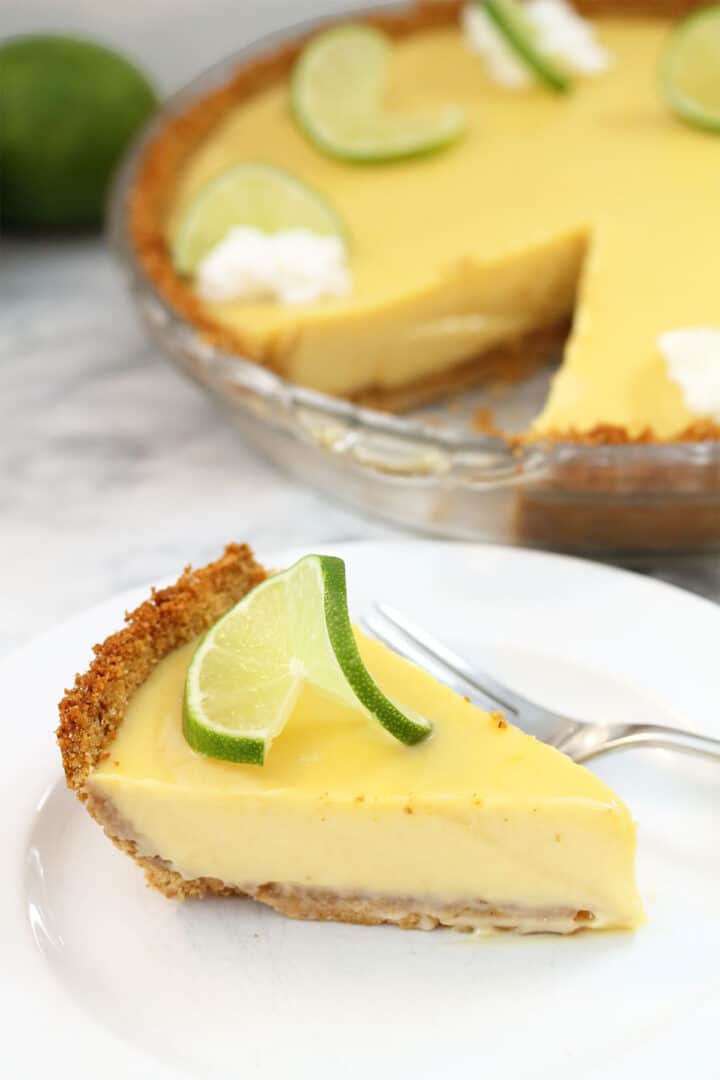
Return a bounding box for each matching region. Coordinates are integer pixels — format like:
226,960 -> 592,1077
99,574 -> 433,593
0,238 -> 398,659
2,236 -> 719,662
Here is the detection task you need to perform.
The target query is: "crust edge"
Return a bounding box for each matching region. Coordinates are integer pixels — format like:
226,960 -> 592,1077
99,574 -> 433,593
56,542 -> 267,792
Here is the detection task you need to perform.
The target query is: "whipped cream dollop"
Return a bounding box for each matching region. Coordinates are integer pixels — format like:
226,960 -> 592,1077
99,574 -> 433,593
461,0 -> 611,88
658,329 -> 720,421
196,227 -> 352,305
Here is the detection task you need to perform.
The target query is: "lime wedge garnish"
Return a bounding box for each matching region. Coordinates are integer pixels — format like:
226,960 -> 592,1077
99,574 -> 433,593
660,4 -> 720,133
290,24 -> 466,162
171,162 -> 347,276
480,0 -> 571,93
183,554 -> 432,764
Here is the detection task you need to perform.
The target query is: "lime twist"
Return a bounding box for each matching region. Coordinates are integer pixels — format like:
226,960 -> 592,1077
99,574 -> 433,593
479,0 -> 571,93
660,4 -> 720,133
183,554 -> 432,764
171,161 -> 348,276
291,24 -> 466,161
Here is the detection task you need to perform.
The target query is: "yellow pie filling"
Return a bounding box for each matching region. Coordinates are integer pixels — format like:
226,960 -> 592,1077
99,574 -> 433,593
166,16 -> 717,437
89,630 -> 644,930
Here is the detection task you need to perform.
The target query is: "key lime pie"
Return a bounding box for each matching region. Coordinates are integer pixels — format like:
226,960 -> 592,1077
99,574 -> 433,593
129,0 -> 720,441
58,544 -> 643,934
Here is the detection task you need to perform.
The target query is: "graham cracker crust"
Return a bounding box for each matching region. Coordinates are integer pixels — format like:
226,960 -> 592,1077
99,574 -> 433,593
57,543 -> 266,791
58,544 -> 602,932
126,0 -> 717,442
57,544 -> 271,907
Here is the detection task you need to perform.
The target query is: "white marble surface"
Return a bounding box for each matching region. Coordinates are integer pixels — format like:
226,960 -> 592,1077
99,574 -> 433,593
2,0 -> 718,659
0,238 -> 395,658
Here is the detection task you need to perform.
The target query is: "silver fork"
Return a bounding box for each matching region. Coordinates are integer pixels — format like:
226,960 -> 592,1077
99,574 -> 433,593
360,604 -> 720,763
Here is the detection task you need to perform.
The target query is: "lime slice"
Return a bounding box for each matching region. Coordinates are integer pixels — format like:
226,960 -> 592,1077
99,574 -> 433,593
171,162 -> 347,276
291,24 -> 466,161
481,0 -> 571,93
660,5 -> 720,132
183,554 -> 431,764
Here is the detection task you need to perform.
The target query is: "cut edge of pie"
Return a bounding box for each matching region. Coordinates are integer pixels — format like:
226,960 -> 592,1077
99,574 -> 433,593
125,0 -> 720,445
57,543 -> 643,934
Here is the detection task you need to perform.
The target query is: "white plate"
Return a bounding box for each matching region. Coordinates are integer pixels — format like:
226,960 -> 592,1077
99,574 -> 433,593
3,541 -> 719,1079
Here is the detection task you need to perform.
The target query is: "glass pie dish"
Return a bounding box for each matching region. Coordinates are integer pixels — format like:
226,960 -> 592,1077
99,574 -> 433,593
109,11 -> 720,555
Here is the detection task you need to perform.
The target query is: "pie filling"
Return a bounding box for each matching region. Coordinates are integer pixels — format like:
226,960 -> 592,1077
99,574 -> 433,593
84,633 -> 644,933
81,793 -> 602,934
129,8 -> 720,440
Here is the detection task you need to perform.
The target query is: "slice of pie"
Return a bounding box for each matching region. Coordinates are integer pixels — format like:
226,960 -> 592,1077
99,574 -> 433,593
128,0 -> 720,443
58,544 -> 643,933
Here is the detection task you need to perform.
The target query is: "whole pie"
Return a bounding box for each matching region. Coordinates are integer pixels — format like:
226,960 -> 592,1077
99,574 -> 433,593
57,544 -> 644,933
128,0 -> 720,444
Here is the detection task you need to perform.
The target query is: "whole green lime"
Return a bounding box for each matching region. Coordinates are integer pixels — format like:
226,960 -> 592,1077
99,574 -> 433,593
0,35 -> 157,229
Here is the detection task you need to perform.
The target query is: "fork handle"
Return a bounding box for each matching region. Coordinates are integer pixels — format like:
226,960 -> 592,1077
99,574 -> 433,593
625,724 -> 720,761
